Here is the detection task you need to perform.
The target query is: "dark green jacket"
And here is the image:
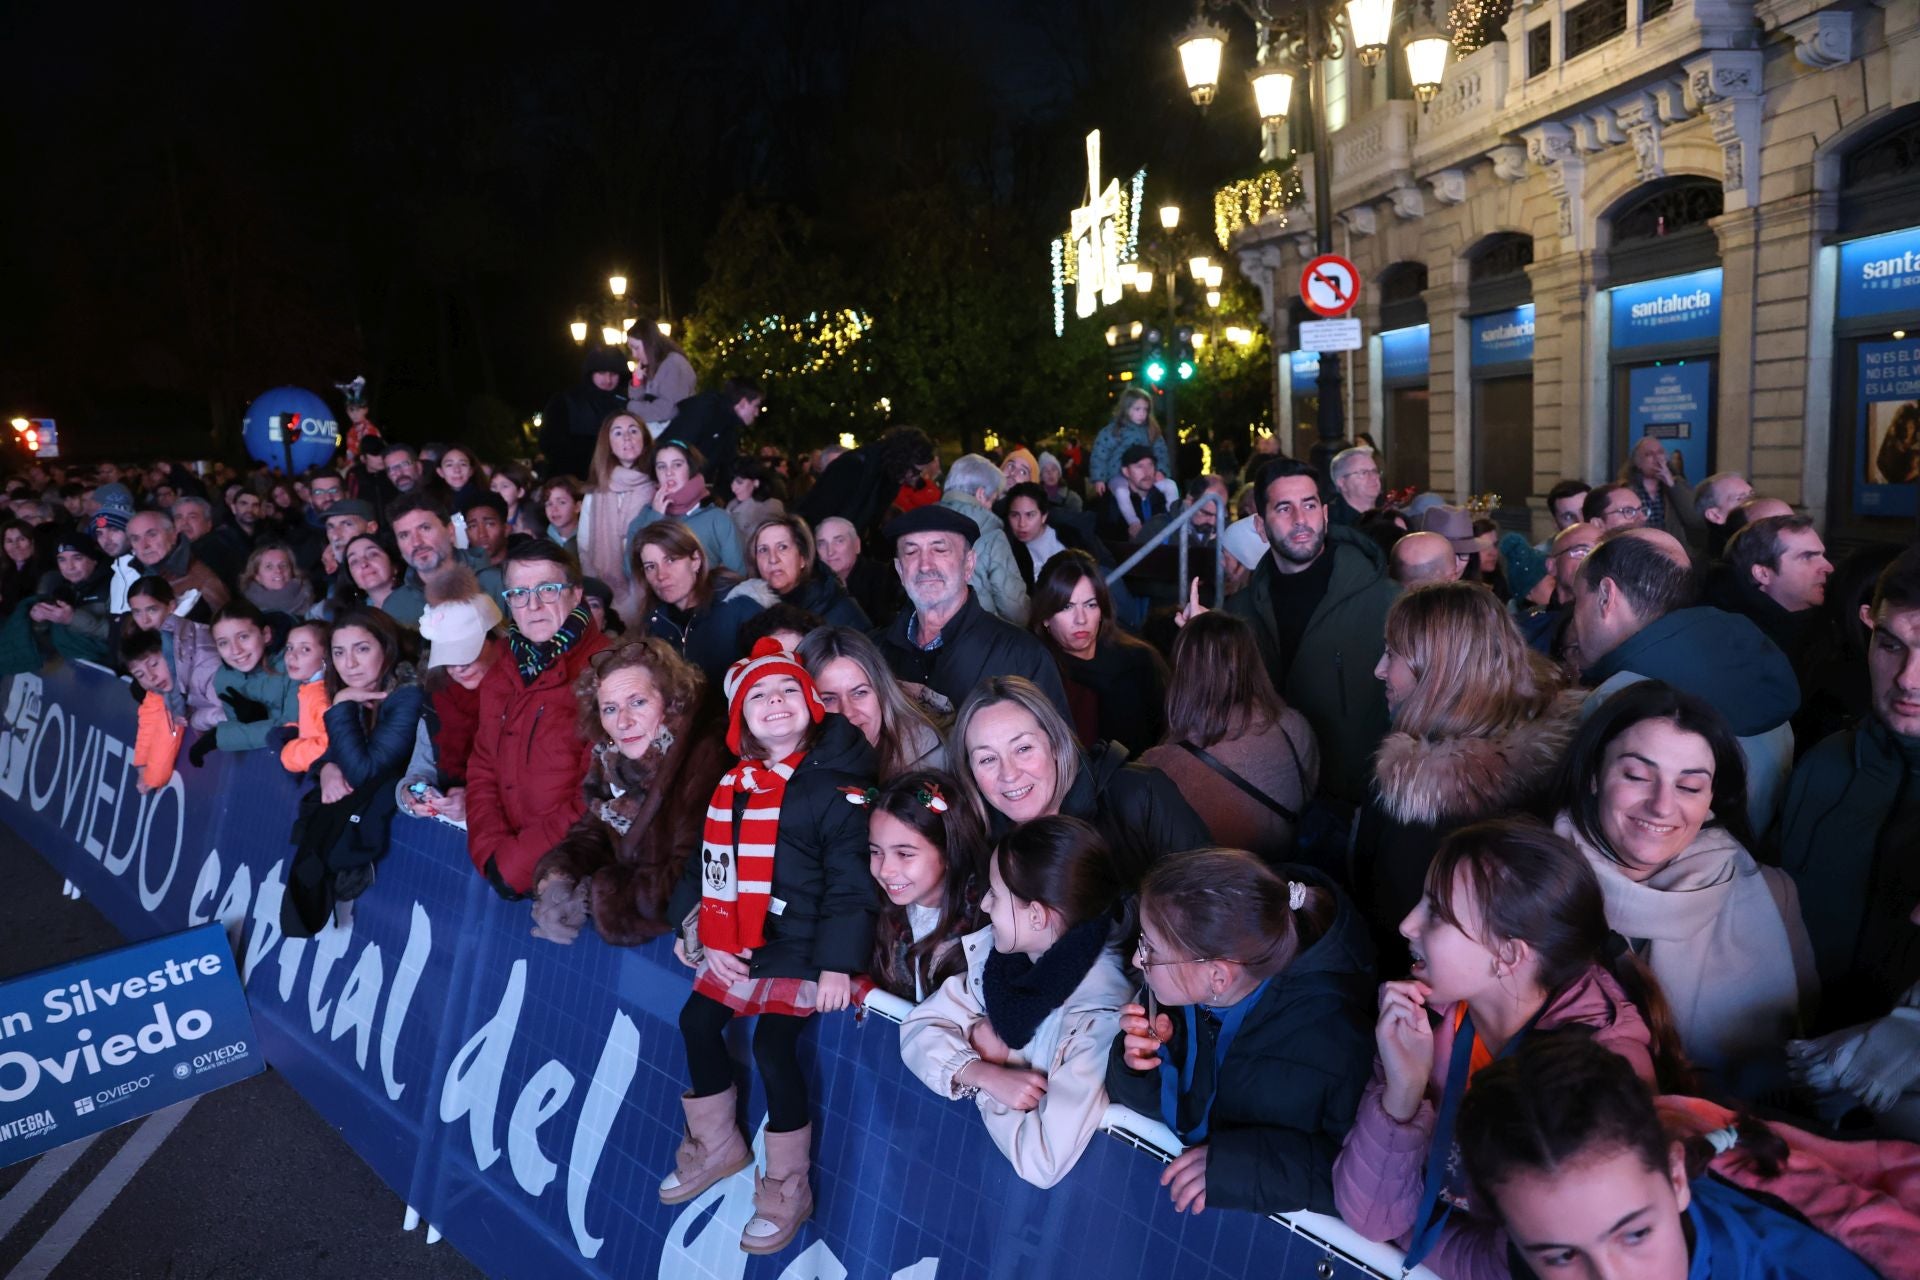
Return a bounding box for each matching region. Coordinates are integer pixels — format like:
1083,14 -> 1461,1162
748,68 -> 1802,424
1226,527 -> 1398,805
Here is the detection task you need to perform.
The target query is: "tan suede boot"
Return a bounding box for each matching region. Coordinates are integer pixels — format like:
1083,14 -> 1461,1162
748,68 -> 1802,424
739,1123 -> 813,1254
657,1087 -> 752,1205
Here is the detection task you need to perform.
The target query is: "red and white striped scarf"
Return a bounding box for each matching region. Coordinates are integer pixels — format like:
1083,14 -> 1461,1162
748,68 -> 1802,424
697,749 -> 807,955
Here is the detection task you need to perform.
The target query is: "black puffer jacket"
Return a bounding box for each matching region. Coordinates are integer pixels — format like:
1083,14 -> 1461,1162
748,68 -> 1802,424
785,570 -> 871,630
984,740 -> 1210,888
668,713 -> 880,979
540,350 -> 628,480
1106,864 -> 1376,1215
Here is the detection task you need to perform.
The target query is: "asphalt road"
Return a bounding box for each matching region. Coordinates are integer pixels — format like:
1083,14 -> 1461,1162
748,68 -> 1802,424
0,832 -> 484,1280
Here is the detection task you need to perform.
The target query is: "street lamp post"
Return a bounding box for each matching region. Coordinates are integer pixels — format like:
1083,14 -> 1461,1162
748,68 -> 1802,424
570,272 -> 637,349
1177,0 -> 1450,472
1120,214 -> 1212,447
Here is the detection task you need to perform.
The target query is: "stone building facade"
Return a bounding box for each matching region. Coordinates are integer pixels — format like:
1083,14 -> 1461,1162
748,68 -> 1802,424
1226,0 -> 1920,540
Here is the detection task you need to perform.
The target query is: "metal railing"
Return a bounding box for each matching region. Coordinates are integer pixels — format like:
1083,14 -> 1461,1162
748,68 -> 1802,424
1103,490 -> 1230,610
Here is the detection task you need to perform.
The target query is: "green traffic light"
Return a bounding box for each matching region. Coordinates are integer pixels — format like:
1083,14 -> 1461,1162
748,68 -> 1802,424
1145,360 -> 1167,384
1176,360 -> 1195,381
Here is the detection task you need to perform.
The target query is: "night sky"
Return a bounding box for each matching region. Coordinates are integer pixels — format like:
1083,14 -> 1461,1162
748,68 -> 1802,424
2,0 -> 1266,461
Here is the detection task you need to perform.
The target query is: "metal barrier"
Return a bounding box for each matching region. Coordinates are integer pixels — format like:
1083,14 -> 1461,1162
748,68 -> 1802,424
1103,489 -> 1230,610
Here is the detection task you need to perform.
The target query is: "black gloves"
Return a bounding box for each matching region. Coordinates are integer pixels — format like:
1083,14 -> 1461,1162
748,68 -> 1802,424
264,724 -> 297,748
187,732 -> 219,768
220,689 -> 271,723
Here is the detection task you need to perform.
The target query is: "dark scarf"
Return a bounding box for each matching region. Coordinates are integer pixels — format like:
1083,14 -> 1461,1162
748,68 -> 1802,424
506,604 -> 592,683
982,914 -> 1113,1050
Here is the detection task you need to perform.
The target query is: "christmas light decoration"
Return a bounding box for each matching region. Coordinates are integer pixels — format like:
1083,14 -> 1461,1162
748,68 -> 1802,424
1450,0 -> 1512,54
1213,166 -> 1305,250
710,309 -> 874,380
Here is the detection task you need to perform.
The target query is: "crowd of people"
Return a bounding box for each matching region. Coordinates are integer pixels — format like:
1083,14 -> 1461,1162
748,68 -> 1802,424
5,360 -> 1920,1275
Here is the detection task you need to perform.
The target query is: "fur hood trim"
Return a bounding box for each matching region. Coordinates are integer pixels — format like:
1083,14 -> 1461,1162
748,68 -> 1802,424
1372,689 -> 1584,827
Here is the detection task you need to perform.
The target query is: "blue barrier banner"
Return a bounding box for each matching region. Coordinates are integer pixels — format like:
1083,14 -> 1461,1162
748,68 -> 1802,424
0,663 -> 1417,1280
1470,305 -> 1535,368
0,922 -> 260,1166
1626,362 -> 1712,482
1856,337 -> 1920,517
1838,226 -> 1920,322
1379,324 -> 1430,383
1610,268 -> 1722,350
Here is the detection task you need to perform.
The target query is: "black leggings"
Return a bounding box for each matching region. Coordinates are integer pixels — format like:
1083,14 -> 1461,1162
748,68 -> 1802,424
678,992 -> 812,1133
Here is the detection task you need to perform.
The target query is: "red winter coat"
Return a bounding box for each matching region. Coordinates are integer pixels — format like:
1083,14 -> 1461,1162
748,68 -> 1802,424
464,627 -> 609,896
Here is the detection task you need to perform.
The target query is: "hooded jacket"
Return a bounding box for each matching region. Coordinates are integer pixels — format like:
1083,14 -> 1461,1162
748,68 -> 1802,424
667,712 -> 880,978
540,349 -> 628,481
161,616 -> 226,733
876,588 -> 1071,721
1776,714 -> 1920,1030
900,921 -> 1132,1189
982,740 -> 1211,889
1105,866 -> 1377,1215
1582,605 -> 1799,832
1352,690 -> 1584,956
1333,965 -> 1656,1280
937,491 -> 1030,625
1225,526 -> 1399,805
464,623 -> 611,896
536,728 -> 733,946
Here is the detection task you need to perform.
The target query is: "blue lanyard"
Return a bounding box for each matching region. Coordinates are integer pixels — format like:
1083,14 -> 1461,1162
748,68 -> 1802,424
1402,1007 -> 1542,1271
1156,978 -> 1272,1145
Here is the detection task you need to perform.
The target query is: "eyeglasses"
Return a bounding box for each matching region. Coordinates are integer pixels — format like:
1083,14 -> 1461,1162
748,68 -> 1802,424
640,554 -> 686,579
1133,935 -> 1216,970
502,581 -> 571,609
1603,504 -> 1644,521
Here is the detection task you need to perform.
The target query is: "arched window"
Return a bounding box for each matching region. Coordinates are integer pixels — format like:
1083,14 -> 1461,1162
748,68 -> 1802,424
1607,177 -> 1722,283
1840,106 -> 1920,236
1377,261 -> 1429,331
1468,233 -> 1534,312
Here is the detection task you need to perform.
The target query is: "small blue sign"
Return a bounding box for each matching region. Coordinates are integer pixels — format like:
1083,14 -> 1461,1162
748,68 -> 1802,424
1856,336 -> 1920,517
1379,324 -> 1430,383
240,387 -> 341,472
0,924 -> 260,1166
1626,362 -> 1712,484
1290,349 -> 1319,392
1470,304 -> 1535,368
1610,269 -> 1722,350
1838,226 -> 1920,322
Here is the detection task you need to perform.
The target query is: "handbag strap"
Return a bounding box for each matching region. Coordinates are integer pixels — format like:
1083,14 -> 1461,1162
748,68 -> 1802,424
1179,738 -> 1301,824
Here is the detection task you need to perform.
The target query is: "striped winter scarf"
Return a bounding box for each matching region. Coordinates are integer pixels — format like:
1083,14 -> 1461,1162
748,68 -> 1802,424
698,749 -> 808,954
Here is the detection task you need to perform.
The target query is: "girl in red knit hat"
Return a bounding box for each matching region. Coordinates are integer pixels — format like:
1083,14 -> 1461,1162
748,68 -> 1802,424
661,636 -> 879,1255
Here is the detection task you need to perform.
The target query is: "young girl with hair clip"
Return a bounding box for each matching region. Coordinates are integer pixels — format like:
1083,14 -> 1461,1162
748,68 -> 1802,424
1108,850 -> 1374,1217
660,638 -> 878,1255
899,815 -> 1133,1188
1456,1030 -> 1888,1280
849,769 -> 984,1002
1333,817 -> 1681,1280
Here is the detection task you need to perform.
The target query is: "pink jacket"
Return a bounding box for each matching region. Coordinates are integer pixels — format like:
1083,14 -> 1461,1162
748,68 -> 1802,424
1660,1095 -> 1920,1280
1331,965 -> 1655,1280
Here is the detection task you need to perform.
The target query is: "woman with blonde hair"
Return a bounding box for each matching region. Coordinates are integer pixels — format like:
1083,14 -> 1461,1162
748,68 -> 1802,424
795,625 -> 944,778
579,410 -> 657,630
950,675 -> 1207,888
1351,581 -> 1582,958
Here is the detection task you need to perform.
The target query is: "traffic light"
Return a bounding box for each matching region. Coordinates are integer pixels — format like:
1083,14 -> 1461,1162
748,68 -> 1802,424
1143,328 -> 1166,384
1174,326 -> 1196,381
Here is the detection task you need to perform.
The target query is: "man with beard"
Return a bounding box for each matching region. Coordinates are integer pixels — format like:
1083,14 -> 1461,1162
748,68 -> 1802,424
1199,458 -> 1398,807
381,495 -> 505,626
874,504 -> 1069,719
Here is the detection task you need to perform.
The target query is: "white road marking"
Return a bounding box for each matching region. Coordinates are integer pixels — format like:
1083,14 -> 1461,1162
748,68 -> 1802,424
0,1136 -> 100,1243
6,1099 -> 196,1280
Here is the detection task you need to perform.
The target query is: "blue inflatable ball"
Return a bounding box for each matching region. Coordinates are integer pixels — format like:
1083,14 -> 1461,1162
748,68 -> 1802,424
240,387 -> 341,472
